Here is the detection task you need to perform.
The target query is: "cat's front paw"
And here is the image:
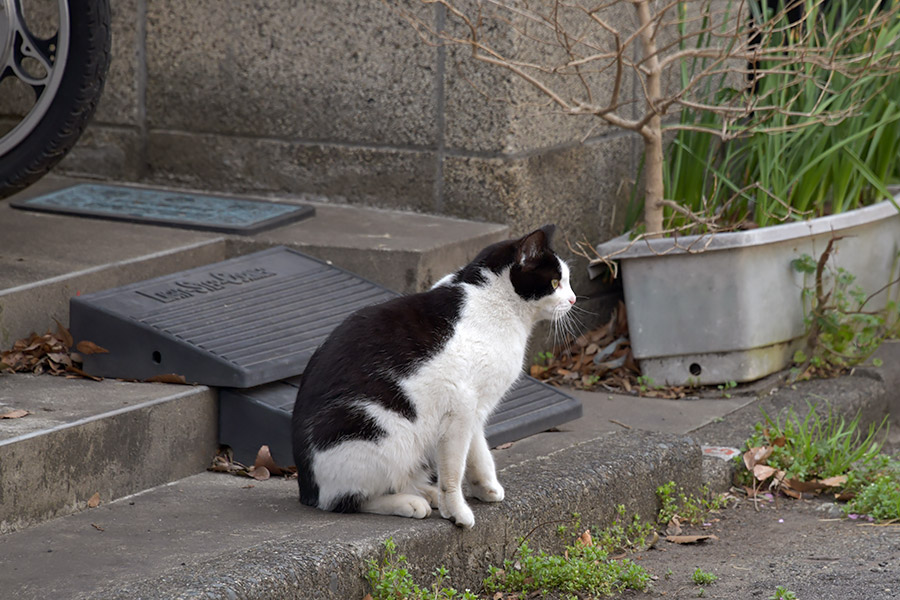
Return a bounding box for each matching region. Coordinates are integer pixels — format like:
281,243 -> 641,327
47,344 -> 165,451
440,494 -> 475,529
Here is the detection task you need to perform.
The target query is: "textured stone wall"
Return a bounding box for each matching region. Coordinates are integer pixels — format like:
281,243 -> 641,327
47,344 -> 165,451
55,1 -> 636,244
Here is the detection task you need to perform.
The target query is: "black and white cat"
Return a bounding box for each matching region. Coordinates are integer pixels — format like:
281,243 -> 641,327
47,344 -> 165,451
291,225 -> 576,528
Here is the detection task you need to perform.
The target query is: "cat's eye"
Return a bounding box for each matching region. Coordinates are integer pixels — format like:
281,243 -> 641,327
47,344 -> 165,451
551,279 -> 560,289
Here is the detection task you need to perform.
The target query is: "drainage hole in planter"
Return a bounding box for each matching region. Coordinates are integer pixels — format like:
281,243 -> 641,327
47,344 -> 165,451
152,350 -> 162,364
689,363 -> 702,376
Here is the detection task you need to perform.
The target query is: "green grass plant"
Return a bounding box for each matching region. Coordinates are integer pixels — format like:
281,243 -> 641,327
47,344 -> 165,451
691,568 -> 718,585
657,0 -> 900,235
657,481 -> 728,525
484,510 -> 653,598
365,538 -> 478,600
484,539 -> 650,598
740,404 -> 886,482
737,404 -> 900,521
770,586 -> 798,600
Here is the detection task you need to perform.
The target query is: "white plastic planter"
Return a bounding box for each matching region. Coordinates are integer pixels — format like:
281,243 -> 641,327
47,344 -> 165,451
590,196 -> 900,386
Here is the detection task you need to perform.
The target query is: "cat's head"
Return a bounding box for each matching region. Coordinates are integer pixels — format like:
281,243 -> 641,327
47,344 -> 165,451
449,224 -> 577,322
506,225 -> 577,322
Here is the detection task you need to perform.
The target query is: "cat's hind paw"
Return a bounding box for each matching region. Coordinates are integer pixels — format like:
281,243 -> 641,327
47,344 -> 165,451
362,493 -> 432,519
470,480 -> 505,503
419,484 -> 441,510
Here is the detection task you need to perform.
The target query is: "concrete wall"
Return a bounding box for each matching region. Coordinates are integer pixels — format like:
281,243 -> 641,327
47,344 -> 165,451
56,1 -> 636,244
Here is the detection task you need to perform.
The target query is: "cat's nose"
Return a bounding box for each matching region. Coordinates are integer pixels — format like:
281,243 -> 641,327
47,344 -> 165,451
568,295 -> 576,305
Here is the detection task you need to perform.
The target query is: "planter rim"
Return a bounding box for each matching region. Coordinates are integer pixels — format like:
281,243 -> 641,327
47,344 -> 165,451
589,195 -> 899,278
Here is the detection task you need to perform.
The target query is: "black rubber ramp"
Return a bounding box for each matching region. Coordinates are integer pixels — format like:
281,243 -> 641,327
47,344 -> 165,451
70,247 -> 396,387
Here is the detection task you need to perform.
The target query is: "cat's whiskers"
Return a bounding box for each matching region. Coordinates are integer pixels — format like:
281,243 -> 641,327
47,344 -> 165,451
548,303 -> 582,350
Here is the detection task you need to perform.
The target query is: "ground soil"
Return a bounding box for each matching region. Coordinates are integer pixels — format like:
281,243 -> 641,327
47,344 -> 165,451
625,493 -> 900,600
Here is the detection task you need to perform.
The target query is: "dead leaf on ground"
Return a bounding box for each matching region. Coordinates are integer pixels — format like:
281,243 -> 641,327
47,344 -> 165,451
54,319 -> 74,348
666,534 -> 718,544
0,409 -> 30,419
752,464 -> 780,482
249,466 -> 271,481
253,444 -> 294,477
666,516 -> 683,537
0,326 -> 105,381
783,478 -> 826,493
209,446 -> 296,480
820,475 -> 848,488
87,492 -> 101,508
743,446 -> 774,471
75,341 -> 108,355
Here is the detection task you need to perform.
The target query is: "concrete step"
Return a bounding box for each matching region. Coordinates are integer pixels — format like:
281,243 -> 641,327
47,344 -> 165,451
0,175 -> 509,532
0,375 -> 217,534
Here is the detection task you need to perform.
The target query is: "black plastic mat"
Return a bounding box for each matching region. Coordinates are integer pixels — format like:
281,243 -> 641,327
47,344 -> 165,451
12,183 -> 315,234
219,375 -> 582,465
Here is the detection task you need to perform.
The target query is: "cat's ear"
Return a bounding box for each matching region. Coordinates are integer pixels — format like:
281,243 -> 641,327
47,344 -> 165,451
515,225 -> 555,267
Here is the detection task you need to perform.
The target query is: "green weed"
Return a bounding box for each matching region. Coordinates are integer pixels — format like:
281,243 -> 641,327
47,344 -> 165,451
657,481 -> 728,525
636,374 -> 659,392
791,246 -> 900,378
845,473 -> 900,521
365,538 -> 477,600
737,404 -> 887,483
770,586 -> 798,600
485,511 -> 652,597
484,540 -> 650,598
691,568 -> 718,585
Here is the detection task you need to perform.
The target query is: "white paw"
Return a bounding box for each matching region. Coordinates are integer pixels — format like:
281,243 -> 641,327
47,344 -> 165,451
440,494 -> 475,529
472,480 -> 505,503
420,484 -> 441,509
399,495 -> 432,519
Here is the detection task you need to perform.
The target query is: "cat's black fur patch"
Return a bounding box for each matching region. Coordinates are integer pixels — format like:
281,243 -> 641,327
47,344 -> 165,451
452,225 -> 557,292
330,493 -> 365,514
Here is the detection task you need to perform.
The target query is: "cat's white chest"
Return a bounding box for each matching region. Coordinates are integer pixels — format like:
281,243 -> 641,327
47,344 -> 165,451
402,287 -> 531,420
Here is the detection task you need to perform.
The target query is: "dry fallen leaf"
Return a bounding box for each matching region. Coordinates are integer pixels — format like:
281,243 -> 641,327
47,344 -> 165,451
753,464 -> 779,482
783,478 -> 826,493
578,529 -> 593,547
76,341 -> 109,355
0,409 -> 29,419
254,445 -> 286,476
249,466 -> 270,481
87,492 -> 101,508
820,475 -> 848,488
743,446 -> 774,470
666,516 -> 683,537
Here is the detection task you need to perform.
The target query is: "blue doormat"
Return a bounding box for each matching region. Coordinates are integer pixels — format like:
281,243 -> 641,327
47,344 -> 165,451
11,183 -> 315,234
